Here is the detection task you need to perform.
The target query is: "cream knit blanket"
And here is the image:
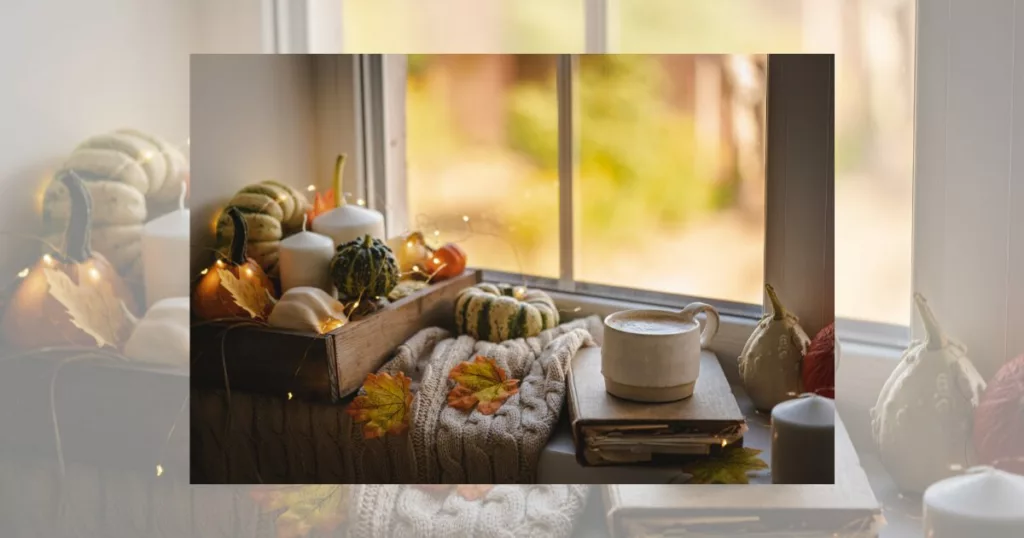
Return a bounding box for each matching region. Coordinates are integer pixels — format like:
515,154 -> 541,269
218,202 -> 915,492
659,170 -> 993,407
345,316 -> 603,484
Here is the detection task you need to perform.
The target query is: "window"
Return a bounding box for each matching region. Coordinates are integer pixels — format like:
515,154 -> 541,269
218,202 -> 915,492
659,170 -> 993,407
358,53 -> 834,338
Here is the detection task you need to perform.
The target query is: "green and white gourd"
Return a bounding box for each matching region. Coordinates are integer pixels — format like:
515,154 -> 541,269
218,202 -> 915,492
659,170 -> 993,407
871,293 -> 987,494
738,284 -> 811,412
215,181 -> 311,276
329,234 -> 399,301
41,129 -> 189,282
454,283 -> 559,343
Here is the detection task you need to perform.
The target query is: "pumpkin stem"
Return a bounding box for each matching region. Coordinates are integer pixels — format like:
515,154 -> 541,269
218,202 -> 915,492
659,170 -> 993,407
226,206 -> 248,265
765,284 -> 787,321
60,171 -> 93,263
914,293 -> 949,351
362,234 -> 373,248
334,154 -> 347,208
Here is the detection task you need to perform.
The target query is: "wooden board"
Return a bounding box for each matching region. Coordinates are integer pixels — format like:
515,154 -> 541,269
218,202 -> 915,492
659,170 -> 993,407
602,413 -> 881,537
191,270 -> 481,403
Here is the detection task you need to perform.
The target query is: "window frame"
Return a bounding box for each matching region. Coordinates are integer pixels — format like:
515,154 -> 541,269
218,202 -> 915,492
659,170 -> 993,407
354,53 -> 837,356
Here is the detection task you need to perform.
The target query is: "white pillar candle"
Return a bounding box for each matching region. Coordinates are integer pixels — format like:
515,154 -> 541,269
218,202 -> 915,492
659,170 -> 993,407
770,393 -> 835,484
279,216 -> 335,294
924,466 -> 1024,537
311,197 -> 385,247
141,185 -> 189,308
309,154 -> 385,247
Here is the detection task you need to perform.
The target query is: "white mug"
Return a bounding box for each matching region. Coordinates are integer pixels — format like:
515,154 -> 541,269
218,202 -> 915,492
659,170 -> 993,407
601,302 -> 720,403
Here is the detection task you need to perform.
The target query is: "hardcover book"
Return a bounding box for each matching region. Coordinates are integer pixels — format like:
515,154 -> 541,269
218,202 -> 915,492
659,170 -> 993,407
567,347 -> 747,466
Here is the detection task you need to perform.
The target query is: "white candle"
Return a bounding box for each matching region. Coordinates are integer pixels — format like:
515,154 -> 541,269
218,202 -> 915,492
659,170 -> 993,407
310,154 -> 385,247
924,466 -> 1024,537
279,215 -> 335,294
770,393 -> 835,484
311,198 -> 385,247
141,184 -> 189,308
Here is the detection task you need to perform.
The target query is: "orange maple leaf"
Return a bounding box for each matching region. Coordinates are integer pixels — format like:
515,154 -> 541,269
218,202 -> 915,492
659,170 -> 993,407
345,372 -> 413,439
305,189 -> 336,226
447,355 -> 519,415
412,484 -> 494,501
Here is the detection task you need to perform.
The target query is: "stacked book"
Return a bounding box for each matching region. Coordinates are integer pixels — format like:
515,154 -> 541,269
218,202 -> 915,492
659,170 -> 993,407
567,346 -> 747,466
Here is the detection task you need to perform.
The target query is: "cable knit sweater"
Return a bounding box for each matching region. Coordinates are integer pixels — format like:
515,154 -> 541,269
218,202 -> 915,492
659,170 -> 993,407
344,316 -> 603,485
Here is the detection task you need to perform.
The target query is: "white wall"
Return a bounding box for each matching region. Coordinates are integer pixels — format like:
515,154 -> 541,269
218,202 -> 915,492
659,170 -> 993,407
190,55 -> 317,273
0,0 -> 198,278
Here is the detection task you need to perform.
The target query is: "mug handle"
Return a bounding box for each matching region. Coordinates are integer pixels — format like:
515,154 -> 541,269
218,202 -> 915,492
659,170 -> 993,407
678,302 -> 720,349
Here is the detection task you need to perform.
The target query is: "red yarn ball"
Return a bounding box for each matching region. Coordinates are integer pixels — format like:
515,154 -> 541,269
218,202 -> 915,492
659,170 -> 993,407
973,354 -> 1024,474
802,322 -> 835,399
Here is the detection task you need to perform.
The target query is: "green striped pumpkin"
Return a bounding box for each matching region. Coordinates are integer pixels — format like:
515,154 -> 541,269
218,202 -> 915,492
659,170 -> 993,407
454,283 -> 559,343
215,180 -> 311,275
330,234 -> 399,301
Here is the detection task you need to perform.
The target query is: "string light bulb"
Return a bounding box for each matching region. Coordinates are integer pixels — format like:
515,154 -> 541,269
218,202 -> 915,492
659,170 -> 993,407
287,392 -> 294,400
433,230 -> 440,237
200,268 -> 209,275
42,254 -> 54,266
215,259 -> 225,267
156,464 -> 164,477
307,184 -> 316,192
356,198 -> 366,207
462,215 -> 470,222
244,267 -> 253,277
87,267 -> 101,281
17,268 -> 29,278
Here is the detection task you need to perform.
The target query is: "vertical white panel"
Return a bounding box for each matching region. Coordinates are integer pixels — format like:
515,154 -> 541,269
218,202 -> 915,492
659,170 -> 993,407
915,0 -> 1016,378
1009,1 -> 1024,361
910,0 -> 950,342
763,55 -> 835,338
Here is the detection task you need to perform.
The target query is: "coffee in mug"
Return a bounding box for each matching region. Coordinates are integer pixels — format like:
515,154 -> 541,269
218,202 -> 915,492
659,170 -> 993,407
601,302 -> 719,403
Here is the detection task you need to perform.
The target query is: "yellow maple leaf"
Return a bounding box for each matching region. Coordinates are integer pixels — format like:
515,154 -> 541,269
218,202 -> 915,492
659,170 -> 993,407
346,372 -> 413,439
251,485 -> 349,538
217,267 -> 273,320
43,267 -> 135,348
447,355 -> 520,415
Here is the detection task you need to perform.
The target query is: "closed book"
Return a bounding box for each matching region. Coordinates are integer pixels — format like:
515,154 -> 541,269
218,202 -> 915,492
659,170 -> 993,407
602,413 -> 882,537
567,347 -> 747,466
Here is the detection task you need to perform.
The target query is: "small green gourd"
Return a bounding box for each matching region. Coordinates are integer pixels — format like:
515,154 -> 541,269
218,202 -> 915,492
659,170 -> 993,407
330,234 -> 399,301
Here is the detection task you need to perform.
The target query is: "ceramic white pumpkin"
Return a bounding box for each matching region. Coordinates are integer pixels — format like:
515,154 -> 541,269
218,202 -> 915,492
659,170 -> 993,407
267,287 -> 348,334
123,297 -> 189,366
871,294 -> 988,494
738,284 -> 810,412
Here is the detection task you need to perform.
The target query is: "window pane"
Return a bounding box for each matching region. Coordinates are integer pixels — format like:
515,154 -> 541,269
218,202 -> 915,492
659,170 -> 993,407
576,55 -> 767,305
343,0 -> 583,53
405,55 -> 560,277
617,0 -> 916,325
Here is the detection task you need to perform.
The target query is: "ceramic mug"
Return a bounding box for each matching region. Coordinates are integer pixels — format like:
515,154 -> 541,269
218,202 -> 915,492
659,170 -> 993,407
601,302 -> 720,402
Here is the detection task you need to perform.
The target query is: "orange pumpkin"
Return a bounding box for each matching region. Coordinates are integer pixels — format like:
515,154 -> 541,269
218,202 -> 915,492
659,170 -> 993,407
425,243 -> 467,281
192,206 -> 275,320
1,173 -> 138,350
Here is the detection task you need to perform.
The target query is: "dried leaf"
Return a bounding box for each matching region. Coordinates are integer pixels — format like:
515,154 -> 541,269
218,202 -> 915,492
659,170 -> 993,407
455,484 -> 493,501
251,485 -> 349,538
447,355 -> 519,415
345,372 -> 413,439
412,484 -> 494,501
43,268 -> 134,348
680,446 -> 769,484
217,267 -> 272,320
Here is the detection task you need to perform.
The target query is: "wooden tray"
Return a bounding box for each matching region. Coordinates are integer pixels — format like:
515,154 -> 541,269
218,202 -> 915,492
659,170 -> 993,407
191,270 -> 481,403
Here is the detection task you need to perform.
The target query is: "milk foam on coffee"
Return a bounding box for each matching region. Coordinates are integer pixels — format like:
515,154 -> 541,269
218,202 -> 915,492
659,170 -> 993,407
608,311 -> 696,335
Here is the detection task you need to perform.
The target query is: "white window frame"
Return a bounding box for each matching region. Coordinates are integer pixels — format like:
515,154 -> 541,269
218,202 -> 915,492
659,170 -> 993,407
349,53 -> 836,362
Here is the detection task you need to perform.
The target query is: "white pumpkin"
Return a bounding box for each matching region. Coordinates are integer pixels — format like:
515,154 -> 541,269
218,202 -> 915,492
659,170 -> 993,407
123,297 -> 189,366
267,287 -> 348,334
871,294 -> 987,494
738,284 -> 810,412
42,129 -> 189,281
